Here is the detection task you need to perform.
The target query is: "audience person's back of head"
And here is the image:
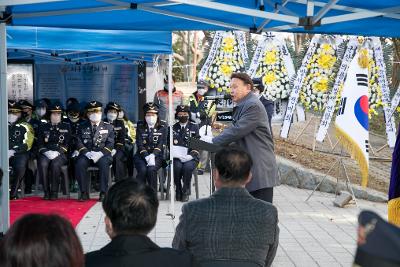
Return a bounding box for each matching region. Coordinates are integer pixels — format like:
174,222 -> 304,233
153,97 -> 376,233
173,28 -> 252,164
214,147 -> 253,186
87,180 -> 195,267
102,179 -> 159,237
0,214 -> 84,267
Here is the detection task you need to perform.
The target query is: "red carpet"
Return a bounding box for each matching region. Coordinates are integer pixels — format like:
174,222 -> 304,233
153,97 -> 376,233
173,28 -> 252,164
10,197 -> 97,228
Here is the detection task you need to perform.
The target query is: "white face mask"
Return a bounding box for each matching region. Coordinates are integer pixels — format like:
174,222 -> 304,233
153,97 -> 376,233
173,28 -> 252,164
118,111 -> 124,119
36,107 -> 46,117
8,114 -> 19,124
145,115 -> 157,127
89,113 -> 102,123
198,89 -> 207,96
50,113 -> 62,124
107,112 -> 118,122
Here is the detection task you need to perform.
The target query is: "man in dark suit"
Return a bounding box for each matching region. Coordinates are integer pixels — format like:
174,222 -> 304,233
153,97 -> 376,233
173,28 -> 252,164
85,179 -> 196,267
75,101 -> 114,202
202,73 -> 279,203
172,147 -> 279,267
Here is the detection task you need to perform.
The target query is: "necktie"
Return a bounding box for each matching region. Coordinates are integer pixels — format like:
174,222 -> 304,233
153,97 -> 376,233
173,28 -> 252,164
149,128 -> 153,143
92,124 -> 97,135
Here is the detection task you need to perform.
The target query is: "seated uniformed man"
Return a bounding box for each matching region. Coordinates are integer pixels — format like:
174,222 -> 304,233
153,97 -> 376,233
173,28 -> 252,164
134,103 -> 167,191
34,98 -> 51,123
172,105 -> 200,202
64,101 -> 84,193
104,102 -> 127,181
19,100 -> 41,133
75,101 -> 115,202
37,104 -> 71,200
18,100 -> 41,194
8,100 -> 34,200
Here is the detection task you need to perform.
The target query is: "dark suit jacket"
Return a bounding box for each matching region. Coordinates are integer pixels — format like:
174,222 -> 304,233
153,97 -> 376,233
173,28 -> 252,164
212,93 -> 279,190
86,234 -> 195,267
172,187 -> 279,267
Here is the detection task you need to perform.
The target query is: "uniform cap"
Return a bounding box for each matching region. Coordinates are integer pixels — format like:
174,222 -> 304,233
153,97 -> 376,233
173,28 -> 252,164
143,102 -> 159,114
176,105 -> 190,114
85,101 -> 103,112
8,100 -> 22,112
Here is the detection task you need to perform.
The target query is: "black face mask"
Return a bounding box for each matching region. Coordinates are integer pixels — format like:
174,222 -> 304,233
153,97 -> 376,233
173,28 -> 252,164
22,112 -> 29,119
177,115 -> 189,123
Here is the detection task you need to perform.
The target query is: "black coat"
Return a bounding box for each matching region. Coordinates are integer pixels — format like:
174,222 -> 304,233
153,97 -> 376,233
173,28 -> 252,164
136,120 -> 167,158
36,121 -> 72,155
85,234 -> 196,267
76,120 -> 115,156
172,122 -> 200,161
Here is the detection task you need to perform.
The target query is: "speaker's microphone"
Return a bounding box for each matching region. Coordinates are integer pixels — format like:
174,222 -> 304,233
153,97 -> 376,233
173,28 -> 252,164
204,95 -> 231,100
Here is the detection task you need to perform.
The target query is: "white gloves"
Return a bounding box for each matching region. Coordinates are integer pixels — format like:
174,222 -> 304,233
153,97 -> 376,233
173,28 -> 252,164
111,149 -> 117,157
71,150 -> 79,158
180,154 -> 193,163
145,153 -> 156,167
85,151 -> 93,159
44,150 -> 60,160
200,135 -> 213,144
8,149 -> 15,159
92,151 -> 104,163
85,151 -> 104,163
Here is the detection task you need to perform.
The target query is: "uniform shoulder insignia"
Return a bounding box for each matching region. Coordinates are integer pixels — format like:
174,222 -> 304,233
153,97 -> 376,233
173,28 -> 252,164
103,121 -> 110,125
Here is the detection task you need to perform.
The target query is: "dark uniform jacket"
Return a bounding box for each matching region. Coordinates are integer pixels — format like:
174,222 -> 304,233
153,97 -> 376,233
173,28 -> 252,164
136,120 -> 167,159
85,234 -> 196,267
63,118 -> 85,153
76,120 -> 114,156
36,122 -> 71,155
172,122 -> 200,161
8,121 -> 34,154
104,119 -> 125,151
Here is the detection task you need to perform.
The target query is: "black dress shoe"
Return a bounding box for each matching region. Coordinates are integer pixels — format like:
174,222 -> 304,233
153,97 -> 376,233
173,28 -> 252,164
78,192 -> 85,202
159,184 -> 167,192
175,191 -> 182,202
181,194 -> 189,202
43,192 -> 50,200
10,195 -> 18,200
197,169 -> 204,175
98,192 -> 105,202
50,192 -> 58,201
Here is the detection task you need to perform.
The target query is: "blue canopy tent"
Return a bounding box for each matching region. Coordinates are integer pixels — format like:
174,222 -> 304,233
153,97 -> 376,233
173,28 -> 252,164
7,26 -> 172,62
3,0 -> 400,37
1,0 -> 400,231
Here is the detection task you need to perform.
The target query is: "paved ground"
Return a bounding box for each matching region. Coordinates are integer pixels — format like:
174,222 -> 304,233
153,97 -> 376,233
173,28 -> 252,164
77,173 -> 387,267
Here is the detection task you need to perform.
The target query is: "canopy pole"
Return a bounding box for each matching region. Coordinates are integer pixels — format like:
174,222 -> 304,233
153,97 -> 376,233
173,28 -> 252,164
0,21 -> 10,233
168,54 -> 175,217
